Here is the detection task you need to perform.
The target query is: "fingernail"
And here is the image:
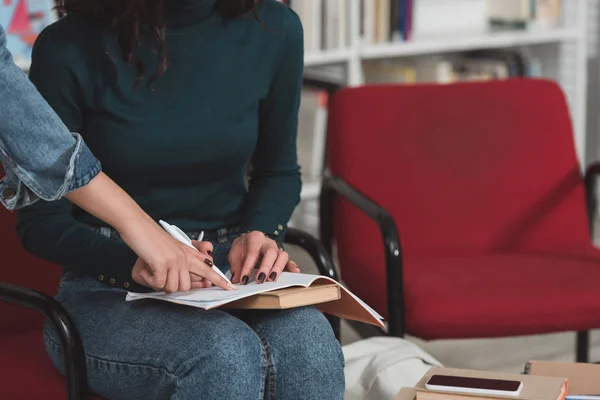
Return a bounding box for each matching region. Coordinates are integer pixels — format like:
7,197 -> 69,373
269,272 -> 277,281
204,258 -> 213,267
207,250 -> 212,256
228,283 -> 237,290
241,275 -> 249,285
258,273 -> 266,283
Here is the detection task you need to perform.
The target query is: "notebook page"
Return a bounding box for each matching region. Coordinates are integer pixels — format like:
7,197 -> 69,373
126,272 -> 326,305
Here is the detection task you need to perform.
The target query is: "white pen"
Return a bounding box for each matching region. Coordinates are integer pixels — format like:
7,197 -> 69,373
159,220 -> 234,286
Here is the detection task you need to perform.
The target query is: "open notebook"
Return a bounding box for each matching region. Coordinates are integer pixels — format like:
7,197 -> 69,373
127,272 -> 385,328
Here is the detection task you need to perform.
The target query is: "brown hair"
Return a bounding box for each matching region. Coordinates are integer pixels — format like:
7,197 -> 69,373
55,0 -> 260,89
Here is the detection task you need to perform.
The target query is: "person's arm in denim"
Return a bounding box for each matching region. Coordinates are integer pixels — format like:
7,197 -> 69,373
0,24 -> 101,210
1,25 -> 222,292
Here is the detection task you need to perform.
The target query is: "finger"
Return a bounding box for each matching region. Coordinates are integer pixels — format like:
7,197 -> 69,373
285,260 -> 301,273
191,240 -> 214,258
137,267 -> 159,290
164,267 -> 180,294
256,245 -> 279,284
143,259 -> 168,289
191,280 -> 213,289
228,245 -> 243,284
179,268 -> 191,292
268,251 -> 289,282
135,260 -> 165,291
239,233 -> 264,284
189,260 -> 235,291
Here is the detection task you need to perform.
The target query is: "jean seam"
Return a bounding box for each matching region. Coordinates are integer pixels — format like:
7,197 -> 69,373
44,333 -> 179,381
254,325 -> 276,400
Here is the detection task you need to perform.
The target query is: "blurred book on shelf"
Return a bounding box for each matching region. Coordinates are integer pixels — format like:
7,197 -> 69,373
280,0 -> 563,50
282,0 -> 350,52
489,0 -> 562,30
363,49 -> 542,84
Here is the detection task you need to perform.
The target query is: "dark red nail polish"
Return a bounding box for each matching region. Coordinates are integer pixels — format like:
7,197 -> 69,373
241,275 -> 249,285
258,273 -> 266,283
207,250 -> 213,256
269,272 -> 277,281
204,258 -> 213,267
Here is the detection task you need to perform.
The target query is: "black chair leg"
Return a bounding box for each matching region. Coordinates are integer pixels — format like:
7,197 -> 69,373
576,330 -> 590,363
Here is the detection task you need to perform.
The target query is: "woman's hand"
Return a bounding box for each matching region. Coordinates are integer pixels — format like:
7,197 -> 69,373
188,240 -> 218,289
228,231 -> 300,285
129,230 -> 235,293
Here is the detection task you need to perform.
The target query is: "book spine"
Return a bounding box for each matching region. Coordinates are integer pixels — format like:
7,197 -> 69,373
406,0 -> 413,41
399,0 -> 405,41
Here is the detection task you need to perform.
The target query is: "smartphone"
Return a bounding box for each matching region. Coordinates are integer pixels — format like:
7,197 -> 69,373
425,375 -> 523,397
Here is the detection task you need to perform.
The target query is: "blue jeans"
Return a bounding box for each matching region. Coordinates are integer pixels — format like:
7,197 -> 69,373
43,236 -> 345,399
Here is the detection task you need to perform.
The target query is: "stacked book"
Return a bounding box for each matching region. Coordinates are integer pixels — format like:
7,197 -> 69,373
398,362 -> 600,400
396,367 -> 568,400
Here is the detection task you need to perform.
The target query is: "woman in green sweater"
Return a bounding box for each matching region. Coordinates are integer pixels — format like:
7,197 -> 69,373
17,0 -> 345,398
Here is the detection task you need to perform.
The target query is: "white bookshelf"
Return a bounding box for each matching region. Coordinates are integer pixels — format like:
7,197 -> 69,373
299,0 -> 588,159
359,28 -> 579,59
293,0 -> 590,234
305,49 -> 352,67
306,28 -> 579,66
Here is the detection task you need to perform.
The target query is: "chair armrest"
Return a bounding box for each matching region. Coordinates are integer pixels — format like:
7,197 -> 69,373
585,162 -> 600,232
284,228 -> 341,339
0,281 -> 88,400
320,175 -> 405,337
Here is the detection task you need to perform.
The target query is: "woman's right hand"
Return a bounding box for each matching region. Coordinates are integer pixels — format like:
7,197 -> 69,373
130,239 -> 235,293
122,218 -> 235,293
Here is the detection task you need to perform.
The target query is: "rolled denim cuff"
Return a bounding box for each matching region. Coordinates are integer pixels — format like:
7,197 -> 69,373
0,133 -> 101,210
63,133 -> 102,193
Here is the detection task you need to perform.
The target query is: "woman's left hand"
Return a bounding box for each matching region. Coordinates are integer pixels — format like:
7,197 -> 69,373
229,231 -> 300,285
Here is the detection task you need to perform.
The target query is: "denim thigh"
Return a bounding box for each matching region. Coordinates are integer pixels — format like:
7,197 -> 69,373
45,238 -> 344,400
44,275 -> 265,400
236,307 -> 346,400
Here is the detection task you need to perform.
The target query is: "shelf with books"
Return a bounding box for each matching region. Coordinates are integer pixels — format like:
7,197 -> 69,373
359,28 -> 580,59
293,0 -> 591,230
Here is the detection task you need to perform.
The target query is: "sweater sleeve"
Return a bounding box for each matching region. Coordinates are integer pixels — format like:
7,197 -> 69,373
17,22 -> 138,288
240,8 -> 304,240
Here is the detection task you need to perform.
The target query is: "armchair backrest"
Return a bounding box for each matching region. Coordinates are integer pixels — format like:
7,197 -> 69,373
327,79 -> 589,259
0,166 -> 62,332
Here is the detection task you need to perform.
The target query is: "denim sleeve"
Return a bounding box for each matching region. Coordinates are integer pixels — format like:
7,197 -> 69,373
0,25 -> 101,210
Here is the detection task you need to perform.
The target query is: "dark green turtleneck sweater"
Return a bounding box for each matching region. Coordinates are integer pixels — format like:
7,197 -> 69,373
17,0 -> 303,290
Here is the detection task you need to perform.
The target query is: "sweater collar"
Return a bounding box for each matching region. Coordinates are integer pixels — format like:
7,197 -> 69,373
165,0 -> 218,29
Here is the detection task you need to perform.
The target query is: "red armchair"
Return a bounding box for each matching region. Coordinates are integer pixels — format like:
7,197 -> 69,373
0,175 -> 338,399
320,79 -> 600,362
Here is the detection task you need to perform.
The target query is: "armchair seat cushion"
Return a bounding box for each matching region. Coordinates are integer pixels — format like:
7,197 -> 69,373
0,329 -> 104,399
402,251 -> 600,340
